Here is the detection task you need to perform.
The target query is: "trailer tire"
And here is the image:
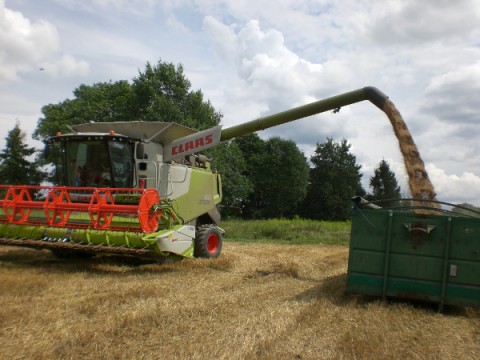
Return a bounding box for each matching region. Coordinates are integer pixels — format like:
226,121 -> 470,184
194,225 -> 223,258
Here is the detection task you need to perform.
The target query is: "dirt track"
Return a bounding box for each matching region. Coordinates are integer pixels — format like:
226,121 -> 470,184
0,243 -> 479,359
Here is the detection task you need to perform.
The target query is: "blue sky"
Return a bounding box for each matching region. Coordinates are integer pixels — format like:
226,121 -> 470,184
1,0 -> 480,205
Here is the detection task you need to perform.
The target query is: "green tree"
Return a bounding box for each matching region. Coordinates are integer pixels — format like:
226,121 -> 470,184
34,59 -> 222,141
234,134 -> 267,218
34,80 -> 134,140
236,135 -> 309,218
368,159 -> 401,206
209,142 -> 253,216
0,122 -> 45,185
301,138 -> 365,221
132,61 -> 221,130
234,133 -> 265,175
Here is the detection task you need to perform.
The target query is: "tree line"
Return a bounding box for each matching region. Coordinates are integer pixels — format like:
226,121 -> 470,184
1,60 -> 404,221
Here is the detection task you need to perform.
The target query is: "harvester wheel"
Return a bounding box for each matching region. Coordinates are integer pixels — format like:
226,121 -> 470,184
194,225 -> 223,258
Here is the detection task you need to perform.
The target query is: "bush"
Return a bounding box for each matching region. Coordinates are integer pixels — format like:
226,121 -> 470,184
221,218 -> 350,246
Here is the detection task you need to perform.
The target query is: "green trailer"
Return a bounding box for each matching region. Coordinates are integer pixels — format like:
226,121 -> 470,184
347,198 -> 480,311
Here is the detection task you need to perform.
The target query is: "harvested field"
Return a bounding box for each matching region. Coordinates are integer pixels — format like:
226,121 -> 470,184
1,243 -> 479,360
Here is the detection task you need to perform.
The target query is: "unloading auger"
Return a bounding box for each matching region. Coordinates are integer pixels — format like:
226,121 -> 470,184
0,87 -> 390,261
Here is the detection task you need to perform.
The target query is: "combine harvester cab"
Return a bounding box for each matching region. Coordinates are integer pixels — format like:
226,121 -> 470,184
0,122 -> 224,261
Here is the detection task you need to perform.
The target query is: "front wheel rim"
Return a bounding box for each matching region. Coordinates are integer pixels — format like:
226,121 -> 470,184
206,233 -> 219,254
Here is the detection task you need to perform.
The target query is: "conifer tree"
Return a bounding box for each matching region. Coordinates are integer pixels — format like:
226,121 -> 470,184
369,159 -> 401,205
301,138 -> 365,221
0,122 -> 45,185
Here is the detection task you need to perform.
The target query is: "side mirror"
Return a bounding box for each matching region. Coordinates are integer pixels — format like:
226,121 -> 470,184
136,143 -> 145,159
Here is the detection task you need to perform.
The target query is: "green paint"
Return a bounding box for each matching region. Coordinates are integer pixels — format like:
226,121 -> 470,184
347,207 -> 480,310
171,167 -> 222,223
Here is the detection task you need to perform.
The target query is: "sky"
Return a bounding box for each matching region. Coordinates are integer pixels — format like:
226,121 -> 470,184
1,0 -> 480,205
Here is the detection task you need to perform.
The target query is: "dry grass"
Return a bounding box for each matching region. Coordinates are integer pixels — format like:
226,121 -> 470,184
1,244 -> 479,360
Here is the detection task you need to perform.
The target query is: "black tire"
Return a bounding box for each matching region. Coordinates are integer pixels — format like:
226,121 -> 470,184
194,225 -> 223,258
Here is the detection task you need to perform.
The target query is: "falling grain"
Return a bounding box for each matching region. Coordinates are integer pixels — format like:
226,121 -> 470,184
383,99 -> 439,207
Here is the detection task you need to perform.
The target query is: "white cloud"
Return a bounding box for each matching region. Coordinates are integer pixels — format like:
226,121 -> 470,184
422,62 -> 480,124
426,164 -> 480,206
166,14 -> 189,32
367,0 -> 480,45
0,2 -> 59,83
205,18 -> 328,110
53,0 -> 159,17
0,1 -> 90,85
40,54 -> 90,78
202,16 -> 237,60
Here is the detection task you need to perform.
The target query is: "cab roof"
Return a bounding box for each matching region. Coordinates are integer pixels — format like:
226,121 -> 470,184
71,121 -> 198,145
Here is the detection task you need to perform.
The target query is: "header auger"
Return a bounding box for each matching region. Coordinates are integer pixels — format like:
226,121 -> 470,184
0,86 -> 390,261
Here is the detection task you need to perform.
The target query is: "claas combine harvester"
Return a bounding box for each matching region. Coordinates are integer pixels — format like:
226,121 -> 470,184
0,87 -> 389,261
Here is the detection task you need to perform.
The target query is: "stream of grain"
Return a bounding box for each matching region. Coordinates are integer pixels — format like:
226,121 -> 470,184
383,99 -> 439,207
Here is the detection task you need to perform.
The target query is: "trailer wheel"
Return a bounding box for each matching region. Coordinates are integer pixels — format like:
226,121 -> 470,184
194,225 -> 223,258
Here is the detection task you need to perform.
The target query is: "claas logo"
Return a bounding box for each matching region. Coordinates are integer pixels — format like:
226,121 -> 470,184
171,134 -> 213,156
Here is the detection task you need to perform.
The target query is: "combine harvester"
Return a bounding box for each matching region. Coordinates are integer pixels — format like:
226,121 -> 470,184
0,87 -> 400,261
